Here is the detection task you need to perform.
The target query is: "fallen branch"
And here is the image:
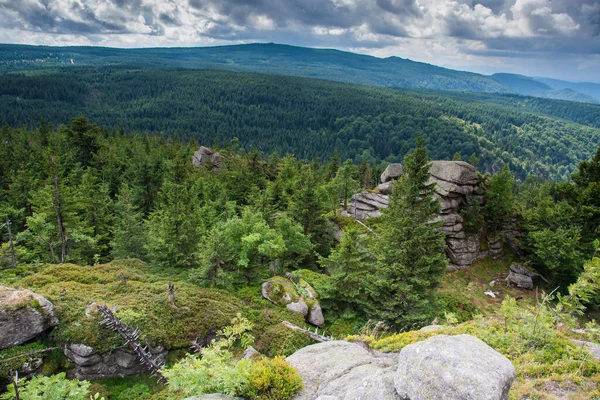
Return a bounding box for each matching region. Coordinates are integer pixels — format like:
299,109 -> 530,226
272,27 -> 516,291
0,347 -> 60,364
96,304 -> 168,383
281,321 -> 332,342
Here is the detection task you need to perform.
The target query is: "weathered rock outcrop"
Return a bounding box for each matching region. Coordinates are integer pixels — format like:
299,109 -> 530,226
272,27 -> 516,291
381,163 -> 404,183
0,286 -> 59,350
507,263 -> 545,289
287,341 -> 398,400
343,160 -> 503,269
287,335 -> 516,400
65,343 -> 167,380
261,276 -> 325,327
192,146 -> 223,172
570,340 -> 600,361
395,334 -> 515,400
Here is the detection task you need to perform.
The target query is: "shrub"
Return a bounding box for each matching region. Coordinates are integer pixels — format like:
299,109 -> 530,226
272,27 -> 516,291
243,356 -> 303,400
0,372 -> 90,400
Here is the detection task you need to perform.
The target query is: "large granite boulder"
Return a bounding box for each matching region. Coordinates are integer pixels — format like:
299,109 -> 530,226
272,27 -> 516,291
381,164 -> 404,183
192,146 -> 223,172
429,161 -> 480,186
394,334 -> 515,400
0,286 -> 59,349
261,276 -> 325,327
65,343 -> 167,380
287,341 -> 399,400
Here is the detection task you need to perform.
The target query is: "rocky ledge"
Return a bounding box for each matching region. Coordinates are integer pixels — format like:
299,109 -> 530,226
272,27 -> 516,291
341,161 -> 504,269
287,335 -> 516,400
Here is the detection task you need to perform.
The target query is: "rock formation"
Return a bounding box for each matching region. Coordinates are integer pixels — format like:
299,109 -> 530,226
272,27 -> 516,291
192,146 -> 223,172
65,343 -> 167,380
287,335 -> 515,400
395,335 -> 515,400
261,276 -> 325,327
0,286 -> 59,350
507,263 -> 545,289
341,160 -> 504,270
287,341 -> 398,400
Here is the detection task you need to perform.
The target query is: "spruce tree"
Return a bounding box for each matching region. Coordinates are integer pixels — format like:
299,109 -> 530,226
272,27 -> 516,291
363,136 -> 447,329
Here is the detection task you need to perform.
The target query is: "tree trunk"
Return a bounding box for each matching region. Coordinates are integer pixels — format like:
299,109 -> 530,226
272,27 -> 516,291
6,219 -> 16,268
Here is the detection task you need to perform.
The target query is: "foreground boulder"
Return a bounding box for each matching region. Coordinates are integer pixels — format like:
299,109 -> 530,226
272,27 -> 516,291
287,341 -> 398,400
0,286 -> 59,349
395,334 -> 515,400
65,343 -> 167,380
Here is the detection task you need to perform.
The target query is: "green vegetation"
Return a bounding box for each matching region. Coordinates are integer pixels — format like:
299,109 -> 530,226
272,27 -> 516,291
1,373 -> 90,400
1,67 -> 600,180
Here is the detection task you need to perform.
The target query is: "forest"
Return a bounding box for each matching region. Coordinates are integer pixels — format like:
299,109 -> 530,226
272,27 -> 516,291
0,117 -> 599,398
1,66 -> 600,181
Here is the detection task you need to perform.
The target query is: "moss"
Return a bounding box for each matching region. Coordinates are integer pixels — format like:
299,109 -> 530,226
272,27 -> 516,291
5,260 -> 315,356
263,276 -> 299,306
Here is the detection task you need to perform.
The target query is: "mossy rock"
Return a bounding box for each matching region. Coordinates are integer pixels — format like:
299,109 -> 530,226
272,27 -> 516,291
0,260 -> 312,356
261,276 -> 300,306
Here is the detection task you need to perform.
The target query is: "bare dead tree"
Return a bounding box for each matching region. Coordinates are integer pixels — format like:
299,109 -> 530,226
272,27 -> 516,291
167,284 -> 176,309
5,220 -> 16,268
96,304 -> 167,383
281,321 -> 332,342
11,371 -> 20,400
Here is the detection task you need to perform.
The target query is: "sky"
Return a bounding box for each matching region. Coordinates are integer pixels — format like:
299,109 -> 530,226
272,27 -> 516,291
0,0 -> 599,82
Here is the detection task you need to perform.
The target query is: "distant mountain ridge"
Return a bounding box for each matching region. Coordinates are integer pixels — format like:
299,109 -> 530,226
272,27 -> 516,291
492,73 -> 600,104
0,42 -> 598,103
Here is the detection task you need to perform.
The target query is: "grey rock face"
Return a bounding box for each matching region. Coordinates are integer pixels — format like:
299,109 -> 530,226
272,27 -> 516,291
0,286 -> 59,350
507,271 -> 534,289
377,181 -> 393,195
343,160 -> 504,270
287,301 -> 309,317
65,343 -> 167,380
192,146 -> 223,172
395,334 -> 515,400
287,341 -> 399,400
307,302 -> 325,328
429,161 -> 479,186
381,163 -> 404,183
340,192 -> 389,220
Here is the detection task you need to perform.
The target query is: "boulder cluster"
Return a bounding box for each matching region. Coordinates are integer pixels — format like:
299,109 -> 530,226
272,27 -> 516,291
341,160 -> 503,270
65,343 -> 167,380
286,335 -> 516,400
261,276 -> 325,327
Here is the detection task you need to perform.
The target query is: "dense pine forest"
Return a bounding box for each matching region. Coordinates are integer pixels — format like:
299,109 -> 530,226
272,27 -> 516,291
1,67 -> 600,181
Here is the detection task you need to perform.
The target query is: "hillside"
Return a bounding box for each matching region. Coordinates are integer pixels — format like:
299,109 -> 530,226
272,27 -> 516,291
536,77 -> 600,102
491,73 -> 600,104
1,66 -> 600,181
0,43 -> 511,93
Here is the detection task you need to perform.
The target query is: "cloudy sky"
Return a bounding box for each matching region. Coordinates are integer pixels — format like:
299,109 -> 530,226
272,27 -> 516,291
0,0 -> 599,81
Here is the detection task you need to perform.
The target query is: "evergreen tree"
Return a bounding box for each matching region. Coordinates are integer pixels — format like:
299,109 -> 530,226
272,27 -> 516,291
363,136 -> 447,329
111,184 -> 148,260
145,180 -> 203,268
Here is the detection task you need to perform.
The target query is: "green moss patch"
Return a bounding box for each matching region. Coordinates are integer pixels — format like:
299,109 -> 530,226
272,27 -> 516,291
0,260 -> 311,356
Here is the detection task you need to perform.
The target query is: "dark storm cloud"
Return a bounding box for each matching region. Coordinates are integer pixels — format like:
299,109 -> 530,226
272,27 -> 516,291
1,0 -> 599,81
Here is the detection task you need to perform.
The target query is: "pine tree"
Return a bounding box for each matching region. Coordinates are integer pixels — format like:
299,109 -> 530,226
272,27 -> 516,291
111,184 -> 148,260
145,180 -> 203,268
363,136 -> 447,329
